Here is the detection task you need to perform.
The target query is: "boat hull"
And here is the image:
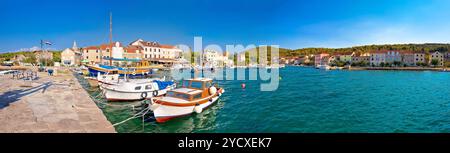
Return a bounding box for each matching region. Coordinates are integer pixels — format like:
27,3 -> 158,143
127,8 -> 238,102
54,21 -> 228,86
86,77 -> 99,87
153,96 -> 220,123
87,65 -> 149,77
103,87 -> 170,101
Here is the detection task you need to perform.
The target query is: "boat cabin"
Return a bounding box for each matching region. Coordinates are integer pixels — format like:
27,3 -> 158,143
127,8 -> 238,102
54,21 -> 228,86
166,78 -> 215,101
181,78 -> 213,90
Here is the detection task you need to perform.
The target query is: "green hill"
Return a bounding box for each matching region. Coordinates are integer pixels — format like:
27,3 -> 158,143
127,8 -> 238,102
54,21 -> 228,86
283,43 -> 450,57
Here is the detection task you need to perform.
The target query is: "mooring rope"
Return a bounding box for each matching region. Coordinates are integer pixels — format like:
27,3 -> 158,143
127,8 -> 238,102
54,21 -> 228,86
111,105 -> 151,127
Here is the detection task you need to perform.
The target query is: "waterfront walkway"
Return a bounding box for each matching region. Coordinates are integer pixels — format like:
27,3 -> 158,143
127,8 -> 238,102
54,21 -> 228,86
0,67 -> 115,133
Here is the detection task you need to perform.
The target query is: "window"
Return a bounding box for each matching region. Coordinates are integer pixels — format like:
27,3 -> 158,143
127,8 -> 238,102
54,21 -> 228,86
179,94 -> 190,100
145,85 -> 152,90
193,93 -> 202,100
159,49 -> 160,52
190,81 -> 203,89
167,91 -> 190,100
96,56 -> 98,59
135,86 -> 142,90
182,81 -> 190,87
96,50 -> 98,53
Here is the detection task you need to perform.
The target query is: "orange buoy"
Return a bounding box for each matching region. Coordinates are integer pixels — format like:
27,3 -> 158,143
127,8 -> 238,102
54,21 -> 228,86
241,83 -> 246,89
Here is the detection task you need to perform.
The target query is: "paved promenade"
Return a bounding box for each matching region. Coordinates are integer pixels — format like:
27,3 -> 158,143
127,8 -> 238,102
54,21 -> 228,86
0,67 -> 115,133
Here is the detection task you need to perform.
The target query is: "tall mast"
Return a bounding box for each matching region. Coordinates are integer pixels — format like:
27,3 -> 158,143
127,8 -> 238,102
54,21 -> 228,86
109,12 -> 113,66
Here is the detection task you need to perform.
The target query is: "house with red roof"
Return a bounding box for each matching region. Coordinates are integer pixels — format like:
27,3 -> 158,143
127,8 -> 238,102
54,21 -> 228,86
314,53 -> 329,66
81,41 -> 124,65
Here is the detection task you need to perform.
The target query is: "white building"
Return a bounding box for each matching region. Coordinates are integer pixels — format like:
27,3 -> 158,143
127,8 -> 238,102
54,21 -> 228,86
111,42 -> 124,59
203,50 -> 222,67
222,51 -> 234,67
237,53 -> 246,65
81,41 -> 124,65
385,51 -> 401,63
61,41 -> 82,66
370,51 -> 386,66
129,39 -> 182,60
430,51 -> 444,66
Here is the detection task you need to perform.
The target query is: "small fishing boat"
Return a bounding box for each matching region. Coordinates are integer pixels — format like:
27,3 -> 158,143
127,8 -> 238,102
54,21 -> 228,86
316,65 -> 331,70
149,78 -> 225,123
101,79 -> 176,101
85,72 -> 120,87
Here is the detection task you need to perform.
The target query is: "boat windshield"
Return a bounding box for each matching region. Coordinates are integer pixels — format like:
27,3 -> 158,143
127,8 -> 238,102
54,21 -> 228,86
190,81 -> 203,89
167,91 -> 190,100
193,93 -> 202,100
182,80 -> 189,87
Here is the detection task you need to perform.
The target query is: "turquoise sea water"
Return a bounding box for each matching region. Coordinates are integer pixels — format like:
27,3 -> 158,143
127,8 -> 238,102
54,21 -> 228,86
79,66 -> 450,133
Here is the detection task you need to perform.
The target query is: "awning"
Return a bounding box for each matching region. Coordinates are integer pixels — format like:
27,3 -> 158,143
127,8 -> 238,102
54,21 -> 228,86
103,57 -> 142,62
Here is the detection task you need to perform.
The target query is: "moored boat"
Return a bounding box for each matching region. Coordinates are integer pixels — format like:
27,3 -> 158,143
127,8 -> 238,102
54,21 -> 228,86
316,65 -> 331,70
87,64 -> 151,78
101,79 -> 176,101
149,78 -> 225,123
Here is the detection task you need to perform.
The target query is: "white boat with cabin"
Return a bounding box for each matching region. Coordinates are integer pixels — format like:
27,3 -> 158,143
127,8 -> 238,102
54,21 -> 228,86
101,79 -> 176,101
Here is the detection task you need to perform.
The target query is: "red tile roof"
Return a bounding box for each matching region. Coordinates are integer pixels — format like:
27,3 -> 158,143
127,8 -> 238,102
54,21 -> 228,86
84,46 -> 99,50
124,46 -> 143,53
159,44 -> 175,49
83,42 -> 122,50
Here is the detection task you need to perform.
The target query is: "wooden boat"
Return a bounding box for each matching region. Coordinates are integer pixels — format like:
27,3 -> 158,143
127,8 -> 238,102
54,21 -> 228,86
87,62 -> 152,78
101,79 -> 175,101
149,78 -> 225,123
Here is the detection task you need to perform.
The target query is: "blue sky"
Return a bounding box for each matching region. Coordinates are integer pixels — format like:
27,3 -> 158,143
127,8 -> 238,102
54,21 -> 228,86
1,0 -> 450,52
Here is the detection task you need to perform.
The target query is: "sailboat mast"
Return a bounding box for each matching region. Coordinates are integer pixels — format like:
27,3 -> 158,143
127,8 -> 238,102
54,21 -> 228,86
109,12 -> 113,66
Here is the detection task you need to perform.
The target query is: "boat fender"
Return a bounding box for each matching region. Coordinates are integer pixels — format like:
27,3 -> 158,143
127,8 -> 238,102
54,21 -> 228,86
141,92 -> 148,99
152,90 -> 158,97
150,103 -> 160,111
194,105 -> 203,113
132,72 -> 136,75
209,86 -> 217,95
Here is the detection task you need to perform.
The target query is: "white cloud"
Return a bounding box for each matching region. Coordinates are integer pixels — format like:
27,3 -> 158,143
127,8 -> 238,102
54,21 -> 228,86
12,46 -> 57,52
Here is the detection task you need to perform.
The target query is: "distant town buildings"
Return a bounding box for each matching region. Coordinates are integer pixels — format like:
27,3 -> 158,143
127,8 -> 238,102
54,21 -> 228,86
401,52 -> 415,66
123,45 -> 144,60
337,52 -> 354,63
309,50 -> 447,68
430,51 -> 444,66
82,43 -> 115,65
351,53 -> 370,64
414,53 -> 426,66
61,41 -> 82,66
370,51 -> 387,66
314,53 -> 329,66
385,51 -> 401,64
